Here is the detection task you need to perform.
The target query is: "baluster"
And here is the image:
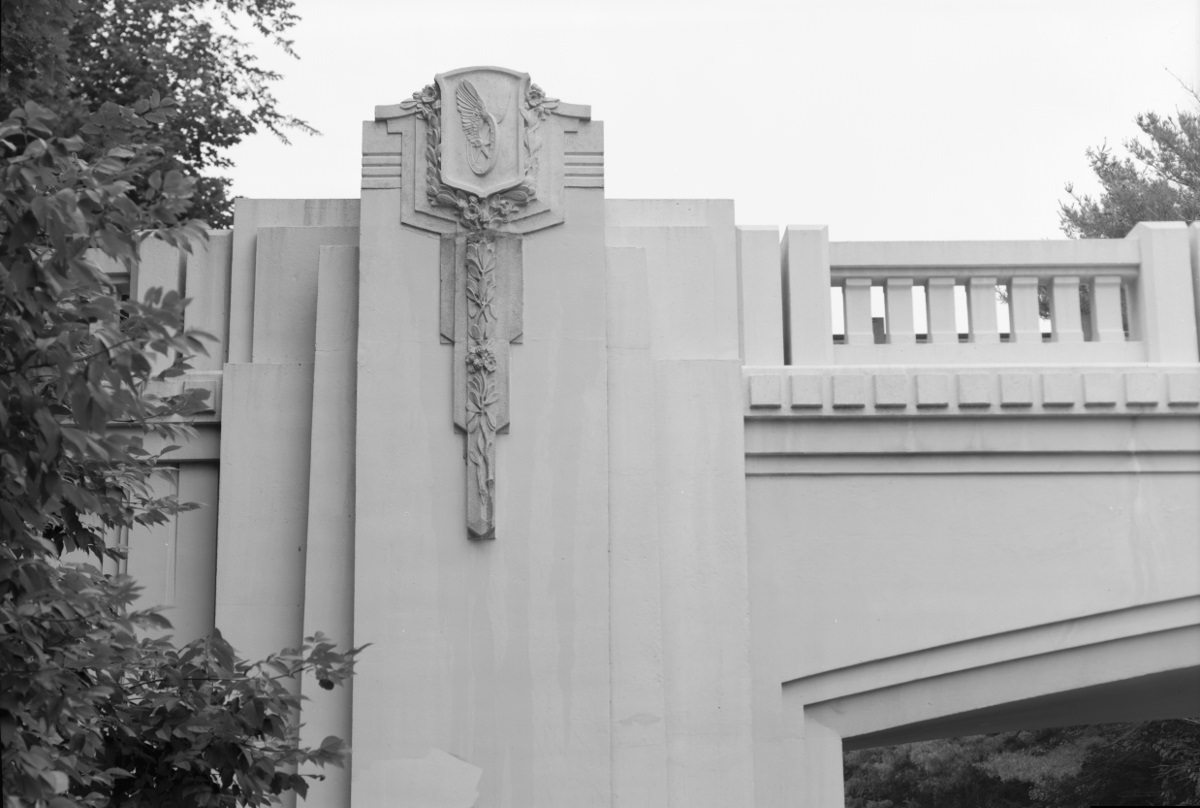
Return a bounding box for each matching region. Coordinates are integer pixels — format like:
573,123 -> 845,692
1050,276 -> 1084,342
1090,276 -> 1125,342
884,278 -> 915,344
843,278 -> 874,346
926,277 -> 957,344
1008,276 -> 1041,343
967,276 -> 1000,344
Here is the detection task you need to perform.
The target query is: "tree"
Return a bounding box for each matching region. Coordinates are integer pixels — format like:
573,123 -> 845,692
844,734 -> 1033,808
1,4 -> 361,805
845,721 -> 1200,808
0,0 -> 315,228
1060,88 -> 1200,238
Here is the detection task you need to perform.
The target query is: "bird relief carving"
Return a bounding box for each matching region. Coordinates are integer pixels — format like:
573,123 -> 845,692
456,80 -> 506,176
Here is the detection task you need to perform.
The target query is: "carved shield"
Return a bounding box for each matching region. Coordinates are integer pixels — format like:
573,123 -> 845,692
436,67 -> 529,199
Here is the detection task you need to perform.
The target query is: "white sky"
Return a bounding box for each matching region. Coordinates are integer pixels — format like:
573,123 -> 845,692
225,0 -> 1199,241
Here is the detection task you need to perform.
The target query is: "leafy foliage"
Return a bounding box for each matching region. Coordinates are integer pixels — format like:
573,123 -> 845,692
1,96 -> 207,560
1061,88 -> 1200,238
0,0 -> 313,228
844,734 -> 1031,808
1,12 -> 361,807
3,564 -> 354,807
845,721 -> 1200,808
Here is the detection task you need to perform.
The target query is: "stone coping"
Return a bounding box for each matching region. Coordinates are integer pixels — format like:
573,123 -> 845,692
744,365 -> 1200,416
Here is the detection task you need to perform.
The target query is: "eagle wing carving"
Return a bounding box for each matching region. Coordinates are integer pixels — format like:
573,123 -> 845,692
456,79 -> 499,176
456,80 -> 490,148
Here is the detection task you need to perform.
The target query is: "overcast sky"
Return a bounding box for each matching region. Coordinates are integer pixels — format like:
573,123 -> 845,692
224,0 -> 1198,241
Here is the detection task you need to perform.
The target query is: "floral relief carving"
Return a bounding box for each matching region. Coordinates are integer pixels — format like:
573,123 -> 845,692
463,233 -> 499,534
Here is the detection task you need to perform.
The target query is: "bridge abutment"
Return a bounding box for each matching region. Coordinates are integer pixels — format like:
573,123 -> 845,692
118,68 -> 1200,807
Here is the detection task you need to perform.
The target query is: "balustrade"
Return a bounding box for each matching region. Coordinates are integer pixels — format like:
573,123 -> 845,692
828,265 -> 1137,346
740,222 -> 1200,415
825,240 -> 1143,363
742,222 -> 1200,368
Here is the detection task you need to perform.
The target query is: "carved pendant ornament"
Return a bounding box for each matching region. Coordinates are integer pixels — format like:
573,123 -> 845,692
398,69 -> 559,540
463,234 -> 499,536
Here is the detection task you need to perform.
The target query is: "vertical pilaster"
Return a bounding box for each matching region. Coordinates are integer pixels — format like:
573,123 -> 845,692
183,231 -> 232,370
607,200 -> 756,808
353,80 -> 611,807
1190,223 -> 1200,356
784,226 -> 834,364
124,469 -> 179,624
737,225 -> 785,365
299,245 -> 359,808
1129,222 -> 1199,362
796,708 -> 845,808
172,464 -> 219,644
227,199 -> 361,363
607,244 -> 671,807
214,221 -> 358,663
352,163 -> 457,800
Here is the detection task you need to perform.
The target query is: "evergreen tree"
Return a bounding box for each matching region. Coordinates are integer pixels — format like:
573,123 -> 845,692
1061,88 -> 1200,238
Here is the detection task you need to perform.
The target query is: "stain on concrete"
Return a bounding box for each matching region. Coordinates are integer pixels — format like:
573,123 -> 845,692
618,712 -> 663,726
390,748 -> 482,807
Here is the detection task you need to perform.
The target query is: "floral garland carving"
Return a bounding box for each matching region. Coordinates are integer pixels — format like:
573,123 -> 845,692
401,81 -> 558,231
463,233 -> 499,532
521,84 -> 557,198
398,75 -> 558,538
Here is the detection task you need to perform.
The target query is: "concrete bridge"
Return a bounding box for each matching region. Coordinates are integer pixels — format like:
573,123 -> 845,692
121,68 -> 1200,806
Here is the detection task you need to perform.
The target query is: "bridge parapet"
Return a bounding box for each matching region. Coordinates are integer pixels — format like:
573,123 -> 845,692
741,223 -> 1200,808
741,221 -> 1200,417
